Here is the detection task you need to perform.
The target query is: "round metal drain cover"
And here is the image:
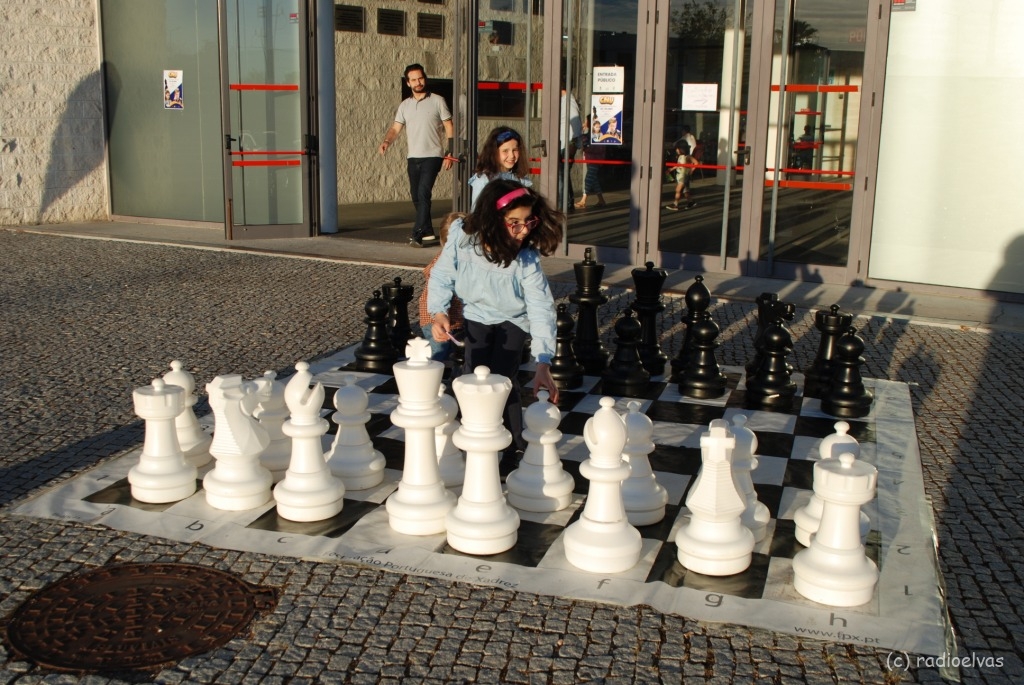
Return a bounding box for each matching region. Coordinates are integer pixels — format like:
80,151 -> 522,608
3,563 -> 277,673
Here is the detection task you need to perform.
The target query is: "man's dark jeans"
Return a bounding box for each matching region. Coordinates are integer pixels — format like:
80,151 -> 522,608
407,156 -> 443,240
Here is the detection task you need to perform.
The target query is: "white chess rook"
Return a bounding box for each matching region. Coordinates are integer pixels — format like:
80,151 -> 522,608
162,360 -> 211,467
203,375 -> 273,511
325,374 -> 386,490
794,420 -> 869,546
252,370 -> 292,482
675,419 -> 755,576
386,338 -> 455,535
506,390 -> 574,513
434,385 -> 466,487
730,414 -> 770,542
446,366 -> 520,554
621,400 -> 667,526
274,361 -> 345,521
792,452 -> 879,606
564,397 -> 642,574
129,378 -> 198,503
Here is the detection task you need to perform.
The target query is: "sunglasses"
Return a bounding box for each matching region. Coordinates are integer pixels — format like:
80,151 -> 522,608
505,216 -> 540,234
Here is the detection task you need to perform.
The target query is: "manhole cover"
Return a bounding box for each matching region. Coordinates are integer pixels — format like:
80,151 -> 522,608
3,563 -> 277,673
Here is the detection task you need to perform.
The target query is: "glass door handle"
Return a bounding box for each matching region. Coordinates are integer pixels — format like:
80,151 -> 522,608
225,134 -> 238,150
533,140 -> 548,157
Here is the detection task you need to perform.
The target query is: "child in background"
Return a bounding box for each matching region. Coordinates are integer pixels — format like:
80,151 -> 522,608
418,212 -> 465,361
468,126 -> 533,210
428,179 -> 562,475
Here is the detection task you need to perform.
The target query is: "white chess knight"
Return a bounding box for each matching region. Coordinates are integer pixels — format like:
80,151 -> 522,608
620,401 -> 667,526
794,420 -> 870,546
792,451 -> 879,606
563,397 -> 642,574
203,375 -> 273,511
252,370 -> 291,482
434,385 -> 465,487
324,374 -> 386,490
505,389 -> 574,513
675,419 -> 755,576
730,414 -> 770,542
128,378 -> 198,503
385,338 -> 455,535
273,361 -> 345,522
446,366 -> 520,554
161,360 -> 211,467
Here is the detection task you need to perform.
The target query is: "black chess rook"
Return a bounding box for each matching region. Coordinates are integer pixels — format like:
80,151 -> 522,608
569,248 -> 609,374
630,261 -> 669,376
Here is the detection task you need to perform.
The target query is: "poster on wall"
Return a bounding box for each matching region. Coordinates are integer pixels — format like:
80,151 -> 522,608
681,82 -> 718,112
163,70 -> 183,110
592,66 -> 625,94
590,94 -> 623,146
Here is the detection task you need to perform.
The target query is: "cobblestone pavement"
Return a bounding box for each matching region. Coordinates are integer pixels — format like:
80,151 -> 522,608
1,230 -> 1022,684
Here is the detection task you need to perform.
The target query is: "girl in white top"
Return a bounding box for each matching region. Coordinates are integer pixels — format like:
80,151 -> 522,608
468,126 -> 533,209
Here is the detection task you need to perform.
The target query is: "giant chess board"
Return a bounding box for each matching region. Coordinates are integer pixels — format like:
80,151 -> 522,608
15,344 -> 951,655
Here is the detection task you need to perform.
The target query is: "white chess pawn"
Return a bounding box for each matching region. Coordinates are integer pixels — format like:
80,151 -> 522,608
203,375 -> 273,511
252,370 -> 291,482
128,378 -> 198,503
505,390 -> 574,512
794,420 -> 869,546
162,360 -> 211,467
792,451 -> 879,606
621,400 -> 668,526
325,374 -> 386,490
274,362 -> 345,521
385,338 -> 455,535
675,419 -> 755,576
730,414 -> 770,542
563,397 -> 642,574
434,385 -> 465,487
446,366 -> 520,554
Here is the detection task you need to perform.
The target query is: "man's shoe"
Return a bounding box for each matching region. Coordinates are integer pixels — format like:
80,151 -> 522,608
665,204 -> 679,211
409,237 -> 425,248
420,234 -> 439,244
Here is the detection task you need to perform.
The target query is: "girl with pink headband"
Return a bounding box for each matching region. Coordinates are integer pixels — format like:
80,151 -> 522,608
428,178 -> 563,476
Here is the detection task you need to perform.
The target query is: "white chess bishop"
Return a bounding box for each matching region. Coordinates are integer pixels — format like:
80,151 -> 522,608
505,389 -> 574,513
203,375 -> 273,511
129,378 -> 198,503
792,451 -> 879,606
252,370 -> 291,482
563,397 -> 642,574
620,401 -> 667,526
794,420 -> 870,546
385,338 -> 456,535
675,419 -> 755,576
446,366 -> 520,555
273,361 -> 345,521
324,374 -> 386,490
161,360 -> 211,467
730,414 -> 770,542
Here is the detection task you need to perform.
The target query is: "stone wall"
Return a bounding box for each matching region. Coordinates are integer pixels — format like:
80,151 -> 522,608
0,1 -> 108,226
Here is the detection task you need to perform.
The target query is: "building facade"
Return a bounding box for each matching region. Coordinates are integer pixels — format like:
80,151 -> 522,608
2,0 -> 1021,297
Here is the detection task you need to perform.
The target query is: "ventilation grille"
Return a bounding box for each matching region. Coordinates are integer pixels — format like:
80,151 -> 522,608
417,13 -> 444,39
334,5 -> 364,33
378,9 -> 406,36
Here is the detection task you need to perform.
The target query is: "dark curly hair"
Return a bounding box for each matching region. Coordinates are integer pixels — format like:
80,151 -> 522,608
474,126 -> 530,179
463,179 -> 563,267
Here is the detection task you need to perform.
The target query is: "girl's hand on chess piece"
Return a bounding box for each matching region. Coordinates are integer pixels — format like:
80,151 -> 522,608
533,363 -> 559,404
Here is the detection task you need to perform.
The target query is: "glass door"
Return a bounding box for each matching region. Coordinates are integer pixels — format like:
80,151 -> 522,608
221,0 -> 314,239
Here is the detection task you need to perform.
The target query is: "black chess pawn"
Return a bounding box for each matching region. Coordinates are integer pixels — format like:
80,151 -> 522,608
744,318 -> 797,410
630,261 -> 668,376
354,290 -> 399,373
746,292 -> 780,374
381,277 -> 415,355
570,248 -> 609,374
821,327 -> 874,418
803,304 -> 854,398
601,308 -> 651,397
679,313 -> 727,399
550,303 -> 584,389
670,274 -> 711,382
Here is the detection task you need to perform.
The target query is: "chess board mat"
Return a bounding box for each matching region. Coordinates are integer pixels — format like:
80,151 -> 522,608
14,344 -> 951,656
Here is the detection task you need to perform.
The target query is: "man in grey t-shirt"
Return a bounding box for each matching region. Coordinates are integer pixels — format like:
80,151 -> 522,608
379,64 -> 454,247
